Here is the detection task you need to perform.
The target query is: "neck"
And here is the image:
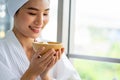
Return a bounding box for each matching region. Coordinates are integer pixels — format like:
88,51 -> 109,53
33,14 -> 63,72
12,28 -> 35,50
12,29 -> 35,61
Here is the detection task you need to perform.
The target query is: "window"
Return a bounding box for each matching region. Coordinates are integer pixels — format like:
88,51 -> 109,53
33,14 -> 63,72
59,0 -> 120,80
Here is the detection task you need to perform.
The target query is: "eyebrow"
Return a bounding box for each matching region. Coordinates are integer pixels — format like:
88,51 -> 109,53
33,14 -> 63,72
27,7 -> 50,11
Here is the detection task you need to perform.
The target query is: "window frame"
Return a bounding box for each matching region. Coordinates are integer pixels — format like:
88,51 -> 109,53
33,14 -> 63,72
57,0 -> 120,63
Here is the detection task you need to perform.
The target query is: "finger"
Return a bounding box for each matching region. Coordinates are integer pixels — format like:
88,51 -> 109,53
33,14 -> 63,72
46,56 -> 54,67
39,55 -> 54,70
38,49 -> 55,65
55,49 -> 61,60
46,57 -> 55,70
40,48 -> 55,61
37,47 -> 45,53
37,54 -> 54,72
42,54 -> 53,65
34,47 -> 45,58
61,48 -> 64,54
54,51 -> 58,64
37,54 -> 42,58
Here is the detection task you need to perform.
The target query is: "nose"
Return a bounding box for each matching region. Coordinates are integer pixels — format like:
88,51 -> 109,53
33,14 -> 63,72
34,14 -> 43,27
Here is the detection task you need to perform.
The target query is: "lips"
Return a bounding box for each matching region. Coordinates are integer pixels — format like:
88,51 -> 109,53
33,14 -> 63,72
29,26 -> 41,33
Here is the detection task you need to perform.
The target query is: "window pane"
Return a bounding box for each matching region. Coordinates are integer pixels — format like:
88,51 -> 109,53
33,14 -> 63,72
41,0 -> 58,41
70,0 -> 120,80
73,0 -> 120,58
71,58 -> 120,80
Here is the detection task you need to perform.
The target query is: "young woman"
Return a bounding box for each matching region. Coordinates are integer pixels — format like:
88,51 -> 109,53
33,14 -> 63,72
0,0 -> 81,80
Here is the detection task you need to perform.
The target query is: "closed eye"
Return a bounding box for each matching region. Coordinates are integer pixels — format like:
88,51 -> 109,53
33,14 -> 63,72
28,13 -> 36,16
44,13 -> 48,16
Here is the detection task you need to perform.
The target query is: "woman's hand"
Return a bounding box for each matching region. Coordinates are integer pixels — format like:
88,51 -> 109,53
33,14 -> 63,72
26,47 -> 64,80
40,48 -> 64,80
29,47 -> 55,76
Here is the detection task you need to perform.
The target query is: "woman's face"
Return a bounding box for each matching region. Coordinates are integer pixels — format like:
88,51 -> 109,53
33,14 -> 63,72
14,0 -> 49,38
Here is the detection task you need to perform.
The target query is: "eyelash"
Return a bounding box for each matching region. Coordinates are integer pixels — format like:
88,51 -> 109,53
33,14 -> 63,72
29,13 -> 36,15
44,14 -> 48,16
28,13 -> 48,16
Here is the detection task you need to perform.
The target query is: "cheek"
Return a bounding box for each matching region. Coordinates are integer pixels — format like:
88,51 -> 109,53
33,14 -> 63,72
19,12 -> 33,24
42,17 -> 49,29
44,17 -> 49,25
15,15 -> 33,31
22,15 -> 32,24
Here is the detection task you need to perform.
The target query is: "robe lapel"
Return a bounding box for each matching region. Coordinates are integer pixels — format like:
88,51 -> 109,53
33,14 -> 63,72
5,31 -> 30,76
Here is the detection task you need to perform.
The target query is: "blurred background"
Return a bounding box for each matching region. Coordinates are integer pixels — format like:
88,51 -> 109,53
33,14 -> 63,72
0,0 -> 11,39
2,0 -> 120,80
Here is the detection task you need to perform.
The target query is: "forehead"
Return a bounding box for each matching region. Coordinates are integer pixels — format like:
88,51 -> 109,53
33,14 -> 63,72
22,0 -> 49,10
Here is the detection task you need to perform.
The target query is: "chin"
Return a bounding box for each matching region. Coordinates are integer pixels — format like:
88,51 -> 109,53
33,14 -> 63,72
32,35 -> 40,39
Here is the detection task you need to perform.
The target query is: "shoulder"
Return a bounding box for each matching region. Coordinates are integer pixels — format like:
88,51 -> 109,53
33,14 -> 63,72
0,37 -> 12,69
0,30 -> 14,51
0,37 -> 8,51
0,37 -> 9,59
0,38 -> 6,50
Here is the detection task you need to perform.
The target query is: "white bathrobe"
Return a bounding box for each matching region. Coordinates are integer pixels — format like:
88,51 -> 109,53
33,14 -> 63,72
0,30 -> 81,80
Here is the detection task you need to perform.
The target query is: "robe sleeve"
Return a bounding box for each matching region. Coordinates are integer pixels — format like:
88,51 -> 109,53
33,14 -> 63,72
0,48 -> 20,80
50,54 -> 81,80
0,61 -> 20,80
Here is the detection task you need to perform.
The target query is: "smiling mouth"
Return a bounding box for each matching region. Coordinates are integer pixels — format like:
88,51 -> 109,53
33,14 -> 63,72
29,26 -> 41,33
